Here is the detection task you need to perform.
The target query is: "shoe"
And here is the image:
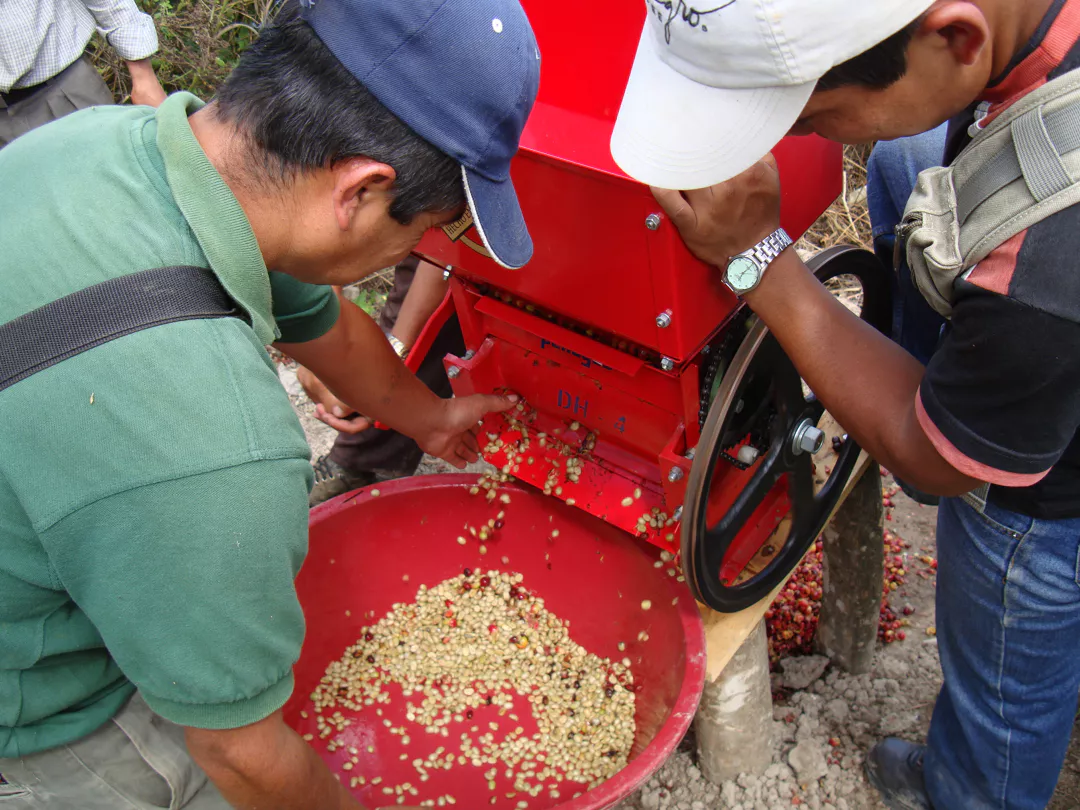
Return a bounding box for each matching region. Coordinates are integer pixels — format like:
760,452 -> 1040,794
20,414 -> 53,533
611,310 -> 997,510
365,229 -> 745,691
309,455 -> 375,508
865,738 -> 934,810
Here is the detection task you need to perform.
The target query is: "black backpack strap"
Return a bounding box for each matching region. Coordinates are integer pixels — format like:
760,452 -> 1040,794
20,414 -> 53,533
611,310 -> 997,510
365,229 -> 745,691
0,265 -> 240,393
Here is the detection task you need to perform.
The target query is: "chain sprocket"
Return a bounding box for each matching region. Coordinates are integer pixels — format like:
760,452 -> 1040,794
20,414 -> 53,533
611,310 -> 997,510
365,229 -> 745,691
698,317 -> 774,471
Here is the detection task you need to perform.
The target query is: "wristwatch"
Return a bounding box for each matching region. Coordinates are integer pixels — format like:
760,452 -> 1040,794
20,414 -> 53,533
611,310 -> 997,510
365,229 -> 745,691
723,228 -> 793,295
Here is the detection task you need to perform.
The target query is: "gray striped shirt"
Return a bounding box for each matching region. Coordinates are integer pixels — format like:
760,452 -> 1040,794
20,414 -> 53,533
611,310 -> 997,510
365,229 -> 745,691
0,0 -> 159,92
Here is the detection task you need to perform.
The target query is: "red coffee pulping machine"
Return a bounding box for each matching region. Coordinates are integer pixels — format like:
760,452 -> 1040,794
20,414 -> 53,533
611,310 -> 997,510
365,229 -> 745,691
408,3 -> 889,613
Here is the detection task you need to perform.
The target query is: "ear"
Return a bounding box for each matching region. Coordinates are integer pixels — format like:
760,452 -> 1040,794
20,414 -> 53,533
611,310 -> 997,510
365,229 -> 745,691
919,1 -> 990,68
331,157 -> 397,232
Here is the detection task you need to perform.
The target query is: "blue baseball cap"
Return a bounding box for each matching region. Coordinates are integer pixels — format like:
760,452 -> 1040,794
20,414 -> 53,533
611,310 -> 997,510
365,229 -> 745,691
300,0 -> 540,269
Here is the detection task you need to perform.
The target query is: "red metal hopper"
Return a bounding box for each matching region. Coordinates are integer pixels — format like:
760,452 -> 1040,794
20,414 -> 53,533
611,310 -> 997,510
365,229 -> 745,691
408,2 -> 889,612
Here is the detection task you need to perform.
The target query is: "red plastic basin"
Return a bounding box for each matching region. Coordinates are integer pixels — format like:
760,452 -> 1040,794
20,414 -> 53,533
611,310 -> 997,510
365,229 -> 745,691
286,475 -> 706,810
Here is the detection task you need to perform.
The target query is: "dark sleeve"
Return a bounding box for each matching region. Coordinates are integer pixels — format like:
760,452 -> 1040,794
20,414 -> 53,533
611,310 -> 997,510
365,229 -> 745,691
917,282 -> 1080,485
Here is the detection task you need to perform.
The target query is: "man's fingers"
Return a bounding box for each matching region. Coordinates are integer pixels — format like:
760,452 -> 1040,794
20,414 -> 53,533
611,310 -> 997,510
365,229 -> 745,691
300,370 -> 355,416
681,160 -> 766,209
682,183 -> 724,211
315,405 -> 372,435
462,431 -> 480,455
651,187 -> 696,231
487,393 -> 519,411
460,393 -> 517,426
321,416 -> 368,434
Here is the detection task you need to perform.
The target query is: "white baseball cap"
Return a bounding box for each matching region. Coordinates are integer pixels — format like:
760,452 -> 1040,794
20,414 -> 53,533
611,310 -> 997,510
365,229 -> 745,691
611,0 -> 935,190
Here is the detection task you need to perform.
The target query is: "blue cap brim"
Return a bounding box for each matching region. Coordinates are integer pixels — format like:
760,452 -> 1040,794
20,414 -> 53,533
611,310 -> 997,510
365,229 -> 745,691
461,167 -> 533,270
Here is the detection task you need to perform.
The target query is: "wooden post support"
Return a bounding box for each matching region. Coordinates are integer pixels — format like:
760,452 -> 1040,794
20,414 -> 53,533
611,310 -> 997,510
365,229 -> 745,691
691,451 -> 876,782
815,466 -> 884,674
695,619 -> 773,783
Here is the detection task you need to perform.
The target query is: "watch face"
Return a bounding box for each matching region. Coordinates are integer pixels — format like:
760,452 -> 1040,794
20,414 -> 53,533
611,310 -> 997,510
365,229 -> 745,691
726,256 -> 761,292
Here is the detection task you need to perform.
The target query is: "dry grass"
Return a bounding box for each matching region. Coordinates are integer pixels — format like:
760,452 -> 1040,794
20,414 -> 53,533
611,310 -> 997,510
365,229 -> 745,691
799,143 -> 874,254
807,143 -> 874,251
796,144 -> 875,308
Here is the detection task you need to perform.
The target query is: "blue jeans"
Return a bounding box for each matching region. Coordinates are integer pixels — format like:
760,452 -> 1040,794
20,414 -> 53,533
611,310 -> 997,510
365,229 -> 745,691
866,129 -> 949,365
868,132 -> 1080,807
925,498 -> 1080,809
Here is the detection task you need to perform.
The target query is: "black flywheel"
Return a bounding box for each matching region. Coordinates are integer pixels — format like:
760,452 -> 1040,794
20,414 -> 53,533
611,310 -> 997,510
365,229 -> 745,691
682,246 -> 891,612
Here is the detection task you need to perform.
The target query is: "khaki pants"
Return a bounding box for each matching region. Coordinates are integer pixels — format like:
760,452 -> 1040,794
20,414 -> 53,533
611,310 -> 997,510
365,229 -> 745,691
0,694 -> 230,809
0,56 -> 114,147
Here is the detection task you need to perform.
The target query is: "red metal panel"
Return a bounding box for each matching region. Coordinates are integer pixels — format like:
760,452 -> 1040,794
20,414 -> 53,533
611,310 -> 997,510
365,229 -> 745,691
406,0 -> 846,588
475,296 -> 645,378
403,289 -> 453,373
467,337 -> 682,462
419,159 -> 662,348
418,138 -> 841,361
417,0 -> 843,362
520,0 -> 643,156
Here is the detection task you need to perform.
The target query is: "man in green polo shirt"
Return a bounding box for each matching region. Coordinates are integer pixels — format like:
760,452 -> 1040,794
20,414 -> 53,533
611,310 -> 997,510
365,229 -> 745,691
0,1 -> 540,808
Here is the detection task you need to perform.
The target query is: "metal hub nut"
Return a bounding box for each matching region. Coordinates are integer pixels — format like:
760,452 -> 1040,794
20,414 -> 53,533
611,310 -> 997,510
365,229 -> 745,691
668,467 -> 684,482
791,419 -> 825,456
656,310 -> 672,329
447,366 -> 461,379
660,356 -> 675,372
645,213 -> 662,231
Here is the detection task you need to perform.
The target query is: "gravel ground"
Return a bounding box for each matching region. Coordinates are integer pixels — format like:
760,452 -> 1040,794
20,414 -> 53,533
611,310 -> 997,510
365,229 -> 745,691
279,365 -> 1080,808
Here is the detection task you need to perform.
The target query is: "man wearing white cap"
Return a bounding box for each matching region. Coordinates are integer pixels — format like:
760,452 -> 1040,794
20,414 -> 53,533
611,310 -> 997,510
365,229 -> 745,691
612,1 -> 1080,809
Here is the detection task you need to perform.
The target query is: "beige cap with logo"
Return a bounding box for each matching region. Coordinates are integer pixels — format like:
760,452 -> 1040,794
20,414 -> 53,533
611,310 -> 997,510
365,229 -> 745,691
611,0 -> 935,190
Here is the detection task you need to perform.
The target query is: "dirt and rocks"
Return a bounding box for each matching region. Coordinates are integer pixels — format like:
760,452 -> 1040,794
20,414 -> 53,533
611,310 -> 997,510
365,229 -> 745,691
281,365 -> 1080,808
614,487 -> 1078,810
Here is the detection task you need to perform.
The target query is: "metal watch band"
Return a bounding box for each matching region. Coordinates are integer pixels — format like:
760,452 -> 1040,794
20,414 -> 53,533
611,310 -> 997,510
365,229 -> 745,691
745,228 -> 793,268
387,333 -> 408,358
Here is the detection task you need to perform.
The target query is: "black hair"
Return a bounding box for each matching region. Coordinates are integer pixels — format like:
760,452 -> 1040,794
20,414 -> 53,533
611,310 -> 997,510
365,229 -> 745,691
816,18 -> 922,93
213,1 -> 464,224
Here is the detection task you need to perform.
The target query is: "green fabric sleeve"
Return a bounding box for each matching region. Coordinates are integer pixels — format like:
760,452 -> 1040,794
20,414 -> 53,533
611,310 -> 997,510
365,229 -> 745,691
144,673 -> 296,730
39,458 -> 312,730
270,272 -> 340,344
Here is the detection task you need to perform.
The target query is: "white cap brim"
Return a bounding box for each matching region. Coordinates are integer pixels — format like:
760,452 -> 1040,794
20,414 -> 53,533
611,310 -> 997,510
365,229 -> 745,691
611,27 -> 816,190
